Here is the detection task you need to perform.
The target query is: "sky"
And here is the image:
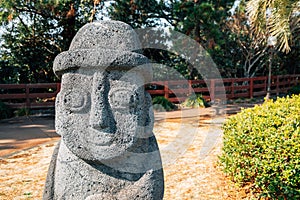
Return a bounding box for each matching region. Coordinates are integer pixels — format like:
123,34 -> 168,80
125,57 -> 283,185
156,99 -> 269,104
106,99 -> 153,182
229,0 -> 242,16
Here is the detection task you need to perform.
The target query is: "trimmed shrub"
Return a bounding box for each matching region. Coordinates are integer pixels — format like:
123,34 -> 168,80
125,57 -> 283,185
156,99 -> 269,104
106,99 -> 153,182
220,95 -> 300,199
15,108 -> 30,117
289,85 -> 300,95
0,101 -> 13,119
183,94 -> 209,108
152,96 -> 177,111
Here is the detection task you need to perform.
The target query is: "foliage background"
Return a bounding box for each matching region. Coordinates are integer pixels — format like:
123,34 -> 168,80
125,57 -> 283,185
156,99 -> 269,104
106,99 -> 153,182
0,0 -> 299,83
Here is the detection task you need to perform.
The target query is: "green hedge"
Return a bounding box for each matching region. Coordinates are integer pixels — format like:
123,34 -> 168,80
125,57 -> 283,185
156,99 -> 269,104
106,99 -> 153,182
220,95 -> 300,199
0,101 -> 13,119
289,85 -> 300,95
182,94 -> 210,108
152,96 -> 177,111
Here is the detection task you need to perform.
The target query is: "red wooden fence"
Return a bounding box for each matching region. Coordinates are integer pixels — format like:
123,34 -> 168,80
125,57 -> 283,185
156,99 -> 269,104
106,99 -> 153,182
0,75 -> 299,109
0,83 -> 60,109
147,74 -> 300,103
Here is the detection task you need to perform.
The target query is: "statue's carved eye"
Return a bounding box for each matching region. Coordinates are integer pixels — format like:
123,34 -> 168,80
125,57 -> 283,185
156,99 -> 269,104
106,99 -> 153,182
109,88 -> 138,111
62,89 -> 90,112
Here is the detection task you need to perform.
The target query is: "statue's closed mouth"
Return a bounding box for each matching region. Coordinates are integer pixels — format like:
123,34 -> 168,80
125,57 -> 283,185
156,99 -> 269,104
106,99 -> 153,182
86,127 -> 114,146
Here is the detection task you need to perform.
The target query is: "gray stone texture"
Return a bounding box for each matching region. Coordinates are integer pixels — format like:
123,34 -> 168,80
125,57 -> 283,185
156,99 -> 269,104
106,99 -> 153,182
43,21 -> 164,200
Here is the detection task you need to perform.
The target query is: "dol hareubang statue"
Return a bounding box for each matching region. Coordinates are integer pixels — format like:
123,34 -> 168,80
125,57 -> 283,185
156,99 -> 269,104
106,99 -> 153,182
43,21 -> 164,200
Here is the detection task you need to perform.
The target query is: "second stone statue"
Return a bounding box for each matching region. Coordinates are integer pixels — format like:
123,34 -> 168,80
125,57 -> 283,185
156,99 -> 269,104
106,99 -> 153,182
43,20 -> 164,200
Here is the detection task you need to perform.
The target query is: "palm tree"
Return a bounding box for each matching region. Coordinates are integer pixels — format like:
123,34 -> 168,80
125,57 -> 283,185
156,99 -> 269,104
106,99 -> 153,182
247,0 -> 300,99
247,0 -> 300,53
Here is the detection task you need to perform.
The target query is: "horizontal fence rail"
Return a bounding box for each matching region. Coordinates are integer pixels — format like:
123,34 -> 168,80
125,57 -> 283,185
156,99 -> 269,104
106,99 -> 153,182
0,83 -> 60,109
0,75 -> 299,109
147,74 -> 300,103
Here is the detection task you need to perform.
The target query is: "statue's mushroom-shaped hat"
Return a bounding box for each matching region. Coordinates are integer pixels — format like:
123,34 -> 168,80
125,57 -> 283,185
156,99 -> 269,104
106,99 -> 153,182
53,20 -> 152,82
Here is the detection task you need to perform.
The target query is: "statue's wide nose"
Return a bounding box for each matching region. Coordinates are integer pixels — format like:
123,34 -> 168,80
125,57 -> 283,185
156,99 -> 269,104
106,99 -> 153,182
89,72 -> 116,133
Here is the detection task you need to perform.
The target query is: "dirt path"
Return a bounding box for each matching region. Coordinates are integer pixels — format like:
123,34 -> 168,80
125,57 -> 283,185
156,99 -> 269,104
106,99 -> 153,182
156,116 -> 249,200
0,106 -> 255,199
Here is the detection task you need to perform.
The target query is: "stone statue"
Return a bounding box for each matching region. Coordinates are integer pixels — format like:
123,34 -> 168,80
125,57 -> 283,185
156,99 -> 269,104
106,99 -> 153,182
43,21 -> 164,200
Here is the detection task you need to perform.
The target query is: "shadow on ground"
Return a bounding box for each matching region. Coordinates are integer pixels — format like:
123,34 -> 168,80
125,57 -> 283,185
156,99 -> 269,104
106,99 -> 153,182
0,116 -> 60,157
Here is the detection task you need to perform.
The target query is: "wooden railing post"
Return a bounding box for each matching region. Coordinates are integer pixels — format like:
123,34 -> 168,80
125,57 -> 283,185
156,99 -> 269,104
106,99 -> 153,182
288,75 -> 291,92
250,78 -> 254,98
264,76 -> 267,95
25,84 -> 30,109
188,80 -> 192,96
276,76 -> 279,95
164,81 -> 169,99
231,79 -> 234,99
56,83 -> 61,94
210,79 -> 215,102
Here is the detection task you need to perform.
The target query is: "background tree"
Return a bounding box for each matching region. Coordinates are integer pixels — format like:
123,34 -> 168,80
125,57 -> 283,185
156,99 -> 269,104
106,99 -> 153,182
0,0 -> 103,83
108,0 -> 199,80
0,0 -> 299,84
108,0 -> 240,79
226,2 -> 268,78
